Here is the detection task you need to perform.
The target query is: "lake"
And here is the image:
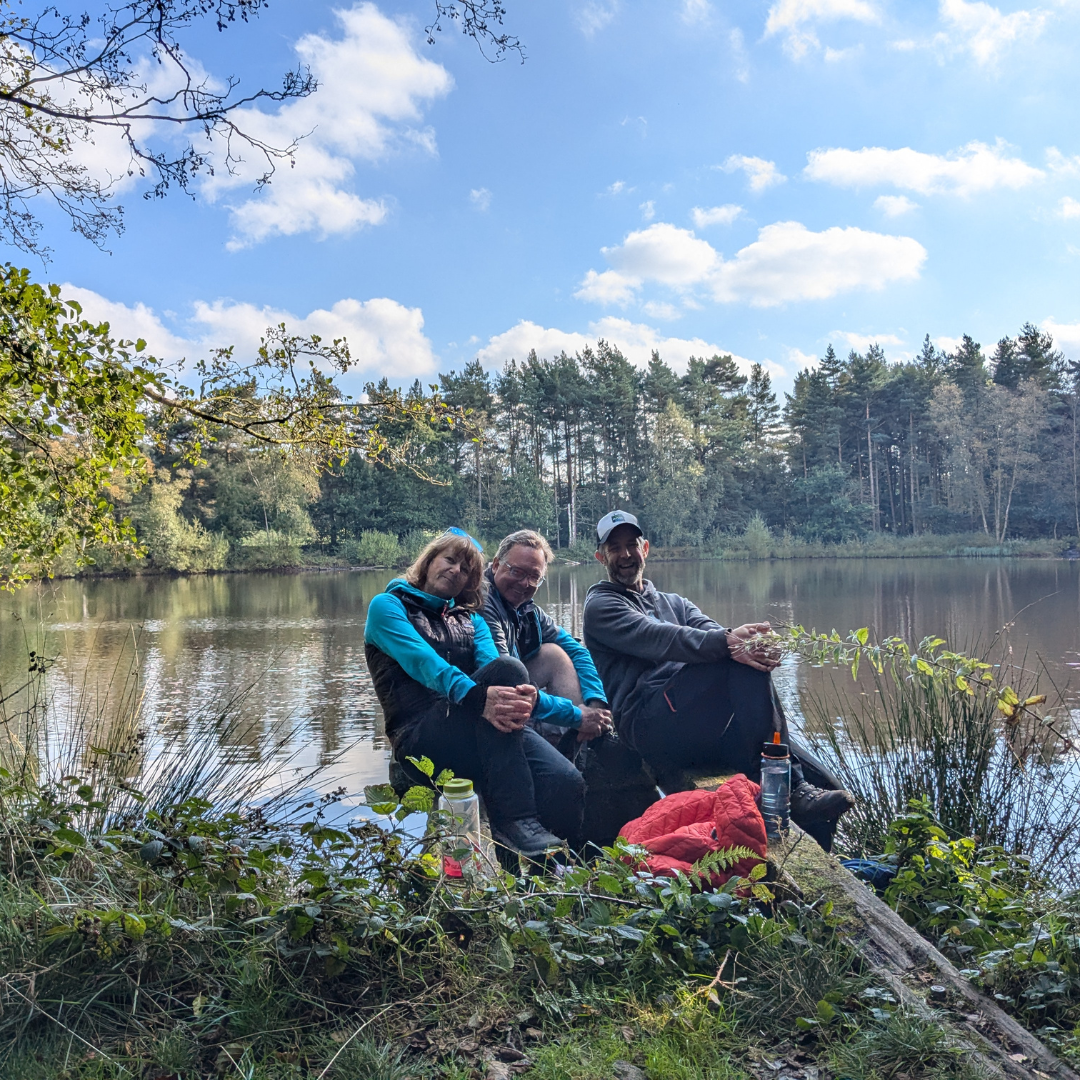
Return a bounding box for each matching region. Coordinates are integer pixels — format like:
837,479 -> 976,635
3,558 -> 1079,805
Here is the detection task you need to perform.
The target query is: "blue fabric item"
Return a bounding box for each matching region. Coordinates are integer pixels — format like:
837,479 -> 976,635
443,526 -> 483,551
841,858 -> 897,893
364,578 -> 498,704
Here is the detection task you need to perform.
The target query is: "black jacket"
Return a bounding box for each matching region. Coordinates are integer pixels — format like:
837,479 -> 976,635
481,566 -> 607,724
582,578 -> 731,723
364,579 -> 483,746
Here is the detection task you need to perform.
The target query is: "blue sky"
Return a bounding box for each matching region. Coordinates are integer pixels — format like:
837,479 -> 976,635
35,0 -> 1080,398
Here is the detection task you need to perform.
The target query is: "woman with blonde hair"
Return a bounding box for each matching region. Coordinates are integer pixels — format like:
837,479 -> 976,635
364,528 -> 585,856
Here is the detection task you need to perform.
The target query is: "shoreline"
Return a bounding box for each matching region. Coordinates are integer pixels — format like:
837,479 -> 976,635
33,544 -> 1078,583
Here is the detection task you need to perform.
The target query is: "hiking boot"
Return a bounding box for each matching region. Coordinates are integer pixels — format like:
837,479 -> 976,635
492,817 -> 563,857
790,781 -> 855,826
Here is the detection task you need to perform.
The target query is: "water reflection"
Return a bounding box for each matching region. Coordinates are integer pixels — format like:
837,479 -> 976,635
2,559 -> 1078,796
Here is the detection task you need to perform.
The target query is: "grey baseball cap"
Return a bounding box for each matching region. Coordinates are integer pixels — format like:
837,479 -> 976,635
596,510 -> 643,545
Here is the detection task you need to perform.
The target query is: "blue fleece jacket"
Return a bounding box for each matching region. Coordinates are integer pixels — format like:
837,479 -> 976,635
364,579 -> 499,704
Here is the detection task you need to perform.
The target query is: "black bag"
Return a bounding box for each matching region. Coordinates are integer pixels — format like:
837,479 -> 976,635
558,730 -> 660,849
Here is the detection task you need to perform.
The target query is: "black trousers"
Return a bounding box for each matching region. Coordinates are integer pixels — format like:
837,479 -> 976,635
396,656 -> 585,839
623,661 -> 805,786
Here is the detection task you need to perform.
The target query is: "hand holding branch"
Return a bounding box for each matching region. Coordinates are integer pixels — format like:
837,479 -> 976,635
727,622 -> 781,673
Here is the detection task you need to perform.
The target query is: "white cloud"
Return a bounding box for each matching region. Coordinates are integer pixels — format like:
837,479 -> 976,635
691,204 -> 743,228
1059,197 -> 1080,220
939,0 -> 1047,66
60,284 -> 438,383
574,269 -> 640,306
577,1 -> 620,36
729,28 -> 751,82
60,284 -> 194,359
787,347 -> 820,370
681,0 -> 712,23
476,318 -> 755,374
824,44 -> 862,62
470,187 -> 492,211
640,200 -> 656,221
875,194 -> 920,216
1043,318 -> 1080,353
710,221 -> 926,307
805,140 -> 1043,197
607,180 -> 628,195
935,335 -> 964,356
603,223 -> 719,287
721,155 -> 786,193
203,3 -> 452,249
579,219 -> 925,309
765,0 -> 879,33
641,301 -> 683,320
1048,148 -> 1080,177
764,0 -> 879,58
831,330 -> 905,351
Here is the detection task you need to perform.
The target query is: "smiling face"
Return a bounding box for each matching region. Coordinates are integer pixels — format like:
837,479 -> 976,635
492,543 -> 548,610
422,549 -> 472,600
595,524 -> 649,590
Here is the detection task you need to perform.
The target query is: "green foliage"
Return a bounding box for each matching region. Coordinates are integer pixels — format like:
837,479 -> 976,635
828,1010 -> 977,1080
792,463 -> 870,543
133,472 -> 229,572
880,800 -> 1080,1056
0,267 -> 156,586
782,626 -> 1080,877
344,529 -> 404,567
0,268 -> 474,589
741,512 -> 771,559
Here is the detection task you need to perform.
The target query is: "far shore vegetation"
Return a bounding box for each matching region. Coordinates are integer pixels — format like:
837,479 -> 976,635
4,267 -> 1080,586
45,524 -> 1076,583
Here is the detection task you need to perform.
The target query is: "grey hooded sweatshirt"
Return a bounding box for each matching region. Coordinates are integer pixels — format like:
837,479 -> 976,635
582,578 -> 732,725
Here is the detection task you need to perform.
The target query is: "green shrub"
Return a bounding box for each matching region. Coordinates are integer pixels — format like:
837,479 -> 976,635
134,476 -> 229,572
742,513 -> 771,560
345,529 -> 403,567
232,529 -> 307,569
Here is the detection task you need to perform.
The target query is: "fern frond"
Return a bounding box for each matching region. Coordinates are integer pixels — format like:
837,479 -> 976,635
690,845 -> 760,878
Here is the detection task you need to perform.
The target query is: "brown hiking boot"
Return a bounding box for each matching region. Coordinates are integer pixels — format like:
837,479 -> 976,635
790,781 -> 855,826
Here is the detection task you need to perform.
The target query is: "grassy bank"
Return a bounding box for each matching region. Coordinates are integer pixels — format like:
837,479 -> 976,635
0,644 -> 1019,1080
4,627 -> 1080,1078
0,757 -> 985,1080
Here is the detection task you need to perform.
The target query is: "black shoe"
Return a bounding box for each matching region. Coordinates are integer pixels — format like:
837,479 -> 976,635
492,817 -> 562,857
790,781 -> 855,826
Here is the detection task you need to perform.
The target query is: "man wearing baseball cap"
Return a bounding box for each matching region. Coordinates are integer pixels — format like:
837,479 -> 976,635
584,510 -> 853,827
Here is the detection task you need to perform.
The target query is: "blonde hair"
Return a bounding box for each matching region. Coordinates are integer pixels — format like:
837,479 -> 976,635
405,532 -> 486,612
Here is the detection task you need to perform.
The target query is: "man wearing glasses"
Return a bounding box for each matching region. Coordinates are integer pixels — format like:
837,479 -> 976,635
484,529 -> 614,744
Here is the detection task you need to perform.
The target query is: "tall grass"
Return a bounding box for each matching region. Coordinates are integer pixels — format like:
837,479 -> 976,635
789,629 -> 1080,881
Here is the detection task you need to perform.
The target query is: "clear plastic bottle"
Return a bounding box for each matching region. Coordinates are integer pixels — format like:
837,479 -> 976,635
760,733 -> 791,840
437,778 -> 482,879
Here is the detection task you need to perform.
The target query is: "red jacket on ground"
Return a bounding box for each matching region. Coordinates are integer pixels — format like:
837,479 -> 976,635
619,775 -> 767,887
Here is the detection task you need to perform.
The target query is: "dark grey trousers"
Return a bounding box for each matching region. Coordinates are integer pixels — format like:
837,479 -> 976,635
396,656 -> 585,838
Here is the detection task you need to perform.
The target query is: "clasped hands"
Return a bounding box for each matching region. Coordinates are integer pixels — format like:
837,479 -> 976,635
482,685 -> 613,742
726,621 -> 782,673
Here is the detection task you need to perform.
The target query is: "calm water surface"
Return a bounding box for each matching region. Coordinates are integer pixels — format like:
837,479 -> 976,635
3,559 -> 1079,801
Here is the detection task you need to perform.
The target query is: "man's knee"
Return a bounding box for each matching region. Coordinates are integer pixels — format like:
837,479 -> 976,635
474,655 -> 530,688
526,643 -> 583,701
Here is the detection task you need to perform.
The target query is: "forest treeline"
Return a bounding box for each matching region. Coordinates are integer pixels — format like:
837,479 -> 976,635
81,321 -> 1080,573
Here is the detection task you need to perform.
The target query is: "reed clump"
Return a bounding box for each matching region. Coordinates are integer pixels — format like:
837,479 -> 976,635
785,627 -> 1080,881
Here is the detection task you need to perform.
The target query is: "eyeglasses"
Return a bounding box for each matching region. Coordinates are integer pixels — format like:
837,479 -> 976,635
502,563 -> 545,589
